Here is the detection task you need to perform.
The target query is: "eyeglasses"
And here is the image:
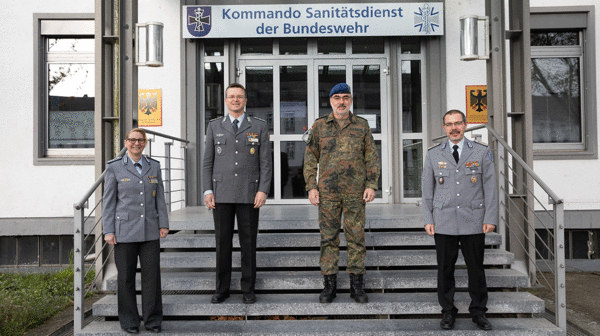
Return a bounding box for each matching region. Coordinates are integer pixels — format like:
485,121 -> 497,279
443,121 -> 465,127
331,95 -> 352,102
226,95 -> 246,100
126,138 -> 146,144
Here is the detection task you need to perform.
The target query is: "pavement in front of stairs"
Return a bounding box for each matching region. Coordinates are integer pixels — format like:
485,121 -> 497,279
525,269 -> 600,336
25,271 -> 600,335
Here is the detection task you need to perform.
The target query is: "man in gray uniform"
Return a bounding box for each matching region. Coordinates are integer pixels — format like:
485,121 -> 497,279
422,110 -> 498,331
202,83 -> 272,304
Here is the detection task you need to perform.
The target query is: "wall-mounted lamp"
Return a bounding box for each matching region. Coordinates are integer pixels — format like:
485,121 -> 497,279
135,22 -> 164,67
460,15 -> 489,61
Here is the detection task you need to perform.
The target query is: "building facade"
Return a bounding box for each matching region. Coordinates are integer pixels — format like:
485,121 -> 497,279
0,0 -> 598,267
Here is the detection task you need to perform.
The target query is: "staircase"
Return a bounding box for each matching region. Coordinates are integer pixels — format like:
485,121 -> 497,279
80,204 -> 562,335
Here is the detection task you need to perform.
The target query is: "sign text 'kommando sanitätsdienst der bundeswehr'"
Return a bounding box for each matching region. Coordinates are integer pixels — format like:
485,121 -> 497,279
183,3 -> 443,38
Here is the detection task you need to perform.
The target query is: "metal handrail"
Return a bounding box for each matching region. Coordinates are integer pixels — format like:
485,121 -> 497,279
143,128 -> 190,144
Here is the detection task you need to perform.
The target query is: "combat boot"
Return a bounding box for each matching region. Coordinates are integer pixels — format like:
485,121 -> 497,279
349,273 -> 368,303
319,274 -> 337,303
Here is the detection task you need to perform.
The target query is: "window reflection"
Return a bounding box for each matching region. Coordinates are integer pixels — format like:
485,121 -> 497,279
48,38 -> 94,52
318,65 -> 345,116
403,139 -> 422,198
245,66 -> 274,133
280,66 -> 308,134
402,60 -> 422,133
531,57 -> 581,143
47,63 -> 94,149
204,62 -> 224,130
278,141 -> 308,199
353,65 -> 381,133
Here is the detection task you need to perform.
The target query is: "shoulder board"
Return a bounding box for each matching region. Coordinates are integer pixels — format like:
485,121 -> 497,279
146,156 -> 160,163
252,117 -> 267,123
209,117 -> 222,122
473,140 -> 489,147
428,143 -> 441,150
353,114 -> 367,121
315,115 -> 328,121
107,156 -> 122,164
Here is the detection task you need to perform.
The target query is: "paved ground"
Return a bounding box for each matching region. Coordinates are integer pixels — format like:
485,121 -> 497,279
526,272 -> 600,336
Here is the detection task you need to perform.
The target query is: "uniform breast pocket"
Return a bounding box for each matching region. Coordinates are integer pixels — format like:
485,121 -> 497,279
435,169 -> 450,189
465,167 -> 482,187
246,137 -> 260,155
214,138 -> 227,156
340,135 -> 364,154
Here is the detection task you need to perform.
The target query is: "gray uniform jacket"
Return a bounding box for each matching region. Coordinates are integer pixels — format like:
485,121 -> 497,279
422,139 -> 498,235
202,115 -> 272,204
102,155 -> 169,243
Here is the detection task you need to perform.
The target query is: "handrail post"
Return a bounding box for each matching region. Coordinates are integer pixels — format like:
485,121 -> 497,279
73,205 -> 85,333
554,201 -> 567,333
183,144 -> 187,206
164,142 -> 172,212
495,138 -> 507,251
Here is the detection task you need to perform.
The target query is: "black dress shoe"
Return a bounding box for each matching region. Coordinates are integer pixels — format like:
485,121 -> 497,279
122,326 -> 139,334
211,292 -> 230,303
440,312 -> 456,330
242,292 -> 257,304
145,325 -> 162,333
472,315 -> 493,330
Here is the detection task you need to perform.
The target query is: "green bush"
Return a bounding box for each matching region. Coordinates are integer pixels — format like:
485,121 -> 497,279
0,264 -> 95,336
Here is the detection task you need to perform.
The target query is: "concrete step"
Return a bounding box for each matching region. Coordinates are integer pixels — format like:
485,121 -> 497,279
169,205 -> 425,231
161,232 -> 502,249
93,292 -> 545,317
105,268 -> 528,291
80,318 -> 563,335
157,249 -> 514,269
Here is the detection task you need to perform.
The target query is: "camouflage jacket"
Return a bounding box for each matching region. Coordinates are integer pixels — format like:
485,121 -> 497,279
303,112 -> 380,194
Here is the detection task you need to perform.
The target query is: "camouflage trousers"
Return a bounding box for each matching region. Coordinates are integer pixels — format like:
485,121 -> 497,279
318,193 -> 366,275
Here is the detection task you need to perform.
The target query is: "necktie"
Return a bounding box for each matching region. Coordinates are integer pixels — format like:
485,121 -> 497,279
452,145 -> 459,163
233,119 -> 239,133
134,163 -> 142,175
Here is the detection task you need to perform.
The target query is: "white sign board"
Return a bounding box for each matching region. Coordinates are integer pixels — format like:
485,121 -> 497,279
183,3 -> 444,38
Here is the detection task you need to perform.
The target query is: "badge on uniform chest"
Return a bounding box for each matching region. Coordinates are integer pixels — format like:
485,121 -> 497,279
471,175 -> 477,183
153,190 -> 157,197
217,147 -> 222,154
250,147 -> 255,155
438,177 -> 444,184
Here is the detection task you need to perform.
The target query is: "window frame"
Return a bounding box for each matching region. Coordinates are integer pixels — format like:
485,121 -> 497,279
530,6 -> 597,160
33,13 -> 95,165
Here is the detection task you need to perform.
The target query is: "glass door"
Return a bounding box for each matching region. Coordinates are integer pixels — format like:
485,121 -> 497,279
239,58 -> 389,204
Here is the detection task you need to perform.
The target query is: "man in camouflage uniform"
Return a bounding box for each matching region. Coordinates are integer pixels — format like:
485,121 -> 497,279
303,83 -> 380,304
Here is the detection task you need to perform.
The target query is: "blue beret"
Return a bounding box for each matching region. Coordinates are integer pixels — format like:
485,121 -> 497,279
329,83 -> 351,97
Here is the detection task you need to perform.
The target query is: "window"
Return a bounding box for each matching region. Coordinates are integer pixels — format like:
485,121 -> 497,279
530,7 -> 597,159
34,15 -> 95,165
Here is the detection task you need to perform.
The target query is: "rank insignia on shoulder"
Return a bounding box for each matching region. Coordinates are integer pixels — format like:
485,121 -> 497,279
428,143 -> 441,150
